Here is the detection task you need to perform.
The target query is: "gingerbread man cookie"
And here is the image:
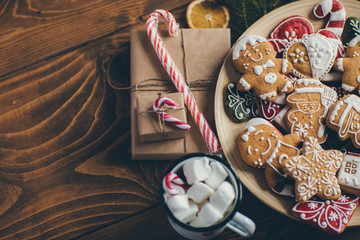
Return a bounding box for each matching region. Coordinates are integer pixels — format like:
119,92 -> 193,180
285,78 -> 337,143
327,94 -> 360,149
232,35 -> 294,102
334,35 -> 360,94
281,136 -> 343,203
238,118 -> 301,190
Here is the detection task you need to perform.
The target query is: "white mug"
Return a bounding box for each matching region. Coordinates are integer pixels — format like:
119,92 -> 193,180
162,153 -> 256,239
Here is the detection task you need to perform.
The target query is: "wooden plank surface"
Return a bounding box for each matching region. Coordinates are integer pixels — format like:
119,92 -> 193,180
0,0 -> 360,239
0,0 -> 190,239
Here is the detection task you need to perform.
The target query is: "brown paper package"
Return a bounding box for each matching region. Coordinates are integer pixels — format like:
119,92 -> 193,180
130,28 -> 230,160
137,92 -> 188,142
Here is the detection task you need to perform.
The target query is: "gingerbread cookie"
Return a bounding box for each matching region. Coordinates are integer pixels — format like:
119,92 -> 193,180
232,35 -> 294,102
284,33 -> 336,80
270,15 -> 314,41
285,78 -> 337,143
334,35 -> 360,93
238,118 -> 301,190
292,195 -> 359,234
268,15 -> 314,57
224,82 -> 257,122
338,153 -> 360,196
327,94 -> 360,149
281,136 -> 343,203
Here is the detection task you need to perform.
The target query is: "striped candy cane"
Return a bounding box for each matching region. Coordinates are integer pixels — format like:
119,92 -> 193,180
146,9 -> 221,154
153,96 -> 191,131
313,0 -> 346,37
162,173 -> 186,196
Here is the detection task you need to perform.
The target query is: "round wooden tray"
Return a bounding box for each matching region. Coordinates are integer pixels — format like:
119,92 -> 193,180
214,0 -> 360,226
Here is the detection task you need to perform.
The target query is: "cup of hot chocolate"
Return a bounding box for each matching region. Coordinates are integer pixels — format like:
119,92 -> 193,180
161,153 -> 255,239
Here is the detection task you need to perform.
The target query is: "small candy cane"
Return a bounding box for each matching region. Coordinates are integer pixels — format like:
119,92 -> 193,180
162,173 -> 185,195
146,9 -> 221,154
153,96 -> 191,131
313,0 -> 346,37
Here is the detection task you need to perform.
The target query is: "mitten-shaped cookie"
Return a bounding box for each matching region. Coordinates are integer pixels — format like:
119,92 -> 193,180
334,35 -> 360,94
233,35 -> 294,102
285,78 -> 337,143
281,136 -> 343,203
327,94 -> 360,148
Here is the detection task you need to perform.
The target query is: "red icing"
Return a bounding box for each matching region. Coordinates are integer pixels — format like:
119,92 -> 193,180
315,4 -> 324,16
270,15 -> 314,41
292,195 -> 359,234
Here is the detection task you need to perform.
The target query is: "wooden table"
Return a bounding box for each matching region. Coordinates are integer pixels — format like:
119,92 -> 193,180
0,0 -> 360,239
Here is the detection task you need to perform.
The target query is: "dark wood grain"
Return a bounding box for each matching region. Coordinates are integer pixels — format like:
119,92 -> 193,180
0,0 -> 190,239
0,0 -> 191,77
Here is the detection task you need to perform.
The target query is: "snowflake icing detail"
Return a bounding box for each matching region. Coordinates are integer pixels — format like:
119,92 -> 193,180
308,202 -> 318,210
338,195 -> 349,203
294,123 -> 309,138
328,211 -> 339,222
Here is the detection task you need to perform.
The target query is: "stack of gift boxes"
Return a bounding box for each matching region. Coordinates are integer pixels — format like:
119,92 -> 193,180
130,28 -> 230,160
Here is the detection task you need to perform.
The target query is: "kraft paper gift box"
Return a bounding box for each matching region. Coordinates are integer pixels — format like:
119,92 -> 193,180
130,28 -> 230,160
137,92 -> 188,142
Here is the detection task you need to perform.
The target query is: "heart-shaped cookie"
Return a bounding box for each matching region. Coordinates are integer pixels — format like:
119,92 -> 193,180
284,33 -> 336,80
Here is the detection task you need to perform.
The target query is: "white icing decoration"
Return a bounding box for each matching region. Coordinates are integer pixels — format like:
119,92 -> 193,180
261,139 -> 272,156
260,91 -> 276,100
245,118 -> 273,130
254,130 -> 263,135
336,58 -> 344,72
247,146 -> 251,155
239,78 -> 251,90
357,76 -> 360,83
342,84 -> 355,92
264,73 -> 277,84
233,35 -> 267,60
294,87 -> 323,94
349,35 -> 360,48
253,59 -> 275,75
282,59 -> 288,73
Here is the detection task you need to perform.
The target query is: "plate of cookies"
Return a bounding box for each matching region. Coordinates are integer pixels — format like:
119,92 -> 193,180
215,0 -> 360,234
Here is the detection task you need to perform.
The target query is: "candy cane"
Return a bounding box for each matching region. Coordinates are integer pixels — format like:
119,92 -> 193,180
313,0 -> 346,37
153,96 -> 191,131
146,10 -> 221,154
162,173 -> 185,195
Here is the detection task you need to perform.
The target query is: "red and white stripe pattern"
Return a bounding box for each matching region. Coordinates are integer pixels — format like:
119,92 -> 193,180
162,173 -> 185,196
146,10 -> 221,154
313,0 -> 346,37
153,96 -> 191,131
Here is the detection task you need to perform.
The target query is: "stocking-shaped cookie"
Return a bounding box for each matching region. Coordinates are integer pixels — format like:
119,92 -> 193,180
281,136 -> 343,203
285,78 -> 337,143
237,118 -> 301,190
334,35 -> 360,94
232,35 -> 294,102
327,94 -> 360,148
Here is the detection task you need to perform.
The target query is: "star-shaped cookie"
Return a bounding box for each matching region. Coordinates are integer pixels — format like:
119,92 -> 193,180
281,136 -> 344,203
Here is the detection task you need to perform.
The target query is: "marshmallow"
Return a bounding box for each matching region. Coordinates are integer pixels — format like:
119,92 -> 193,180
167,194 -> 189,219
209,181 -> 236,214
181,200 -> 199,223
205,161 -> 229,189
167,195 -> 199,223
187,182 -> 214,203
183,157 -> 211,185
197,202 -> 223,227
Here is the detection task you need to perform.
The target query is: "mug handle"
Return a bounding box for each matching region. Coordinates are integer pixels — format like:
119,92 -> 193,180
226,212 -> 256,237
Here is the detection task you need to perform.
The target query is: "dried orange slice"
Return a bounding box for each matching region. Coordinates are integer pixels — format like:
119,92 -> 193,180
186,0 -> 230,29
